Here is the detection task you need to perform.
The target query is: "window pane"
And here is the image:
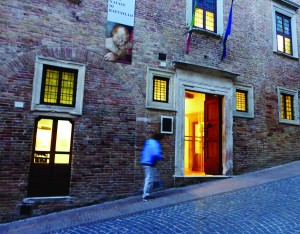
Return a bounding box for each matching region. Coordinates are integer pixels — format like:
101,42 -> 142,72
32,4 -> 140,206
277,35 -> 284,52
205,0 -> 216,10
276,15 -> 283,32
280,94 -> 285,119
194,8 -> 204,28
153,77 -> 168,102
55,120 -> 72,152
34,153 -> 50,164
60,71 -> 75,105
236,90 -> 247,112
35,119 -> 53,151
285,95 -> 293,120
198,0 -> 204,5
44,69 -> 59,103
284,38 -> 291,54
281,94 -> 294,120
54,154 -> 70,164
206,11 -> 215,31
283,18 -> 290,35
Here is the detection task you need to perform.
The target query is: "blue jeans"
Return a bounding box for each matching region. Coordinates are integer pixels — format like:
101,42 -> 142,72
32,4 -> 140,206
142,165 -> 157,199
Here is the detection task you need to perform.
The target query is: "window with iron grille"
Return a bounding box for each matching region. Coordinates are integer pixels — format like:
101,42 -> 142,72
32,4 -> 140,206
277,87 -> 299,125
41,65 -> 77,107
193,0 -> 217,32
153,76 -> 169,103
280,93 -> 294,120
146,68 -> 175,111
233,84 -> 254,119
31,57 -> 86,115
236,89 -> 248,112
276,13 -> 292,55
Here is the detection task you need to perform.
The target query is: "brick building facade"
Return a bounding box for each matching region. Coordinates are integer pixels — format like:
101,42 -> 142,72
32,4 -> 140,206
0,0 -> 299,222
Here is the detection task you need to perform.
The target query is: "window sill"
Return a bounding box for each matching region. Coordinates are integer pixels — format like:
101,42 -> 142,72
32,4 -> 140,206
23,196 -> 74,204
146,105 -> 176,112
233,111 -> 254,119
31,104 -> 82,116
273,51 -> 299,60
278,119 -> 300,125
189,27 -> 223,39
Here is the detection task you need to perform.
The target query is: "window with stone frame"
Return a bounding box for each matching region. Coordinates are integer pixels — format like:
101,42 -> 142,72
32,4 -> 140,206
146,68 -> 175,111
193,0 -> 217,32
277,87 -> 299,125
233,84 -> 254,118
31,57 -> 86,115
272,1 -> 299,58
276,12 -> 292,55
186,0 -> 223,35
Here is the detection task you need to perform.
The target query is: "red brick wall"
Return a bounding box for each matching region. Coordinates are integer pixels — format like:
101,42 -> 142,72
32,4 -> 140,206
0,0 -> 299,222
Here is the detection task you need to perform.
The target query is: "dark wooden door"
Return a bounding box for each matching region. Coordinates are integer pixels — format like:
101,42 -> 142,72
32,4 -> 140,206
28,118 -> 73,197
204,94 -> 221,175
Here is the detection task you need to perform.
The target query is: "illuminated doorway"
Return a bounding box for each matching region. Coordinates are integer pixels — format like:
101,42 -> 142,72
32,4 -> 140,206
28,117 -> 74,197
184,91 -> 222,176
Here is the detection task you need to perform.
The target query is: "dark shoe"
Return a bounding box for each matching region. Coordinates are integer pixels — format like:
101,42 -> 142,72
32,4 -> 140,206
142,196 -> 150,202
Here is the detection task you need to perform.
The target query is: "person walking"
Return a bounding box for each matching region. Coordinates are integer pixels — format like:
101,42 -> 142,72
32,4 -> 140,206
140,133 -> 164,202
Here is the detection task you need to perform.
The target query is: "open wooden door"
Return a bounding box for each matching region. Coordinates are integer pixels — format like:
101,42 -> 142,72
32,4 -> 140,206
204,94 -> 221,175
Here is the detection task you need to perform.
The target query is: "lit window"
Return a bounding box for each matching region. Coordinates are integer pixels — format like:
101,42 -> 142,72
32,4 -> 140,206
41,65 -> 77,107
33,118 -> 73,165
236,90 -> 248,112
280,94 -> 294,120
272,2 -> 299,58
277,87 -> 299,125
153,76 -> 169,103
193,0 -> 216,32
276,13 -> 292,55
233,85 -> 254,119
31,57 -> 86,115
194,8 -> 204,28
146,68 -> 175,111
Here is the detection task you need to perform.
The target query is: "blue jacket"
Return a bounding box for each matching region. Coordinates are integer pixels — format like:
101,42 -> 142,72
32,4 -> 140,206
140,139 -> 163,166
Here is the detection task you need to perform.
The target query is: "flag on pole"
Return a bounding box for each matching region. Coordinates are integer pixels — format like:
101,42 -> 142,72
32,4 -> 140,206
186,1 -> 197,53
221,0 -> 234,61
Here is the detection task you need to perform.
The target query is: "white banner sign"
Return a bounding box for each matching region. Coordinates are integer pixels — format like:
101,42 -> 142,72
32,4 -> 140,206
107,0 -> 135,26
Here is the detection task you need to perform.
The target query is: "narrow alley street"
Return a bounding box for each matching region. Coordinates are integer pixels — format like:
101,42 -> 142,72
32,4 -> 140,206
49,176 -> 300,234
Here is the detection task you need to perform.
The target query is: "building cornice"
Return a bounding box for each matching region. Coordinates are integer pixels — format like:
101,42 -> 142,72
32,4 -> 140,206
273,0 -> 300,10
171,60 -> 239,80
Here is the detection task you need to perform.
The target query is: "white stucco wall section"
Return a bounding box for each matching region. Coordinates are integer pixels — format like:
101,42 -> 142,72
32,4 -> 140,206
174,68 -> 234,177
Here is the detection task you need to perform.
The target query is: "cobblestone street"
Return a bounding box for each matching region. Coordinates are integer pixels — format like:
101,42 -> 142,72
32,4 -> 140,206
49,176 -> 300,234
2,161 -> 300,234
